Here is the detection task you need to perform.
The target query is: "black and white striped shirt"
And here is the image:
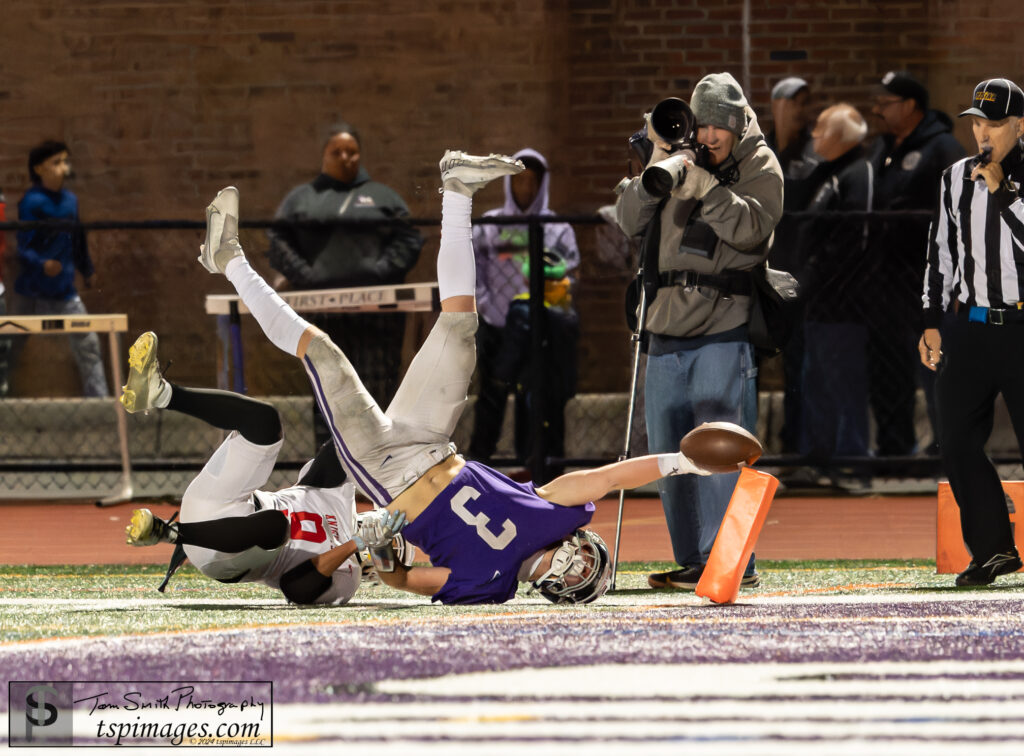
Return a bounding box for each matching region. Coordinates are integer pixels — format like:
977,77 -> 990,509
922,144 -> 1024,328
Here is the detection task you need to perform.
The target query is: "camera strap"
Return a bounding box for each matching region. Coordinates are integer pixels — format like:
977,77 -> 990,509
639,197 -> 669,310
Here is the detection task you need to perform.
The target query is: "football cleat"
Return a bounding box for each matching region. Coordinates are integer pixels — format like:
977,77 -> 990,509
439,150 -> 524,196
119,331 -> 170,414
199,186 -> 243,274
125,508 -> 179,547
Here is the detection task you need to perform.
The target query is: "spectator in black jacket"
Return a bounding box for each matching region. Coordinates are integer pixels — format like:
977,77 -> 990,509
867,72 -> 964,458
267,122 -> 423,443
766,77 -> 821,455
799,104 -> 873,466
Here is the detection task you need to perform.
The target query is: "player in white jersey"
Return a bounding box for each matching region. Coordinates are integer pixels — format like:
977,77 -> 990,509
120,346 -> 408,604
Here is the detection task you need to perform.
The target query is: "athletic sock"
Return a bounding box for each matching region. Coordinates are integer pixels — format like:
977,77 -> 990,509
151,380 -> 172,409
437,190 -> 475,301
224,257 -> 311,356
177,510 -> 289,552
167,385 -> 282,446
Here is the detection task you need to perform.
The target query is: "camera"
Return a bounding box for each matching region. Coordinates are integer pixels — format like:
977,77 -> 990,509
630,98 -> 708,198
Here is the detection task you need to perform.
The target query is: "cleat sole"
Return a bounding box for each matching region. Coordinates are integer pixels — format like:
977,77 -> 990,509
126,508 -> 154,545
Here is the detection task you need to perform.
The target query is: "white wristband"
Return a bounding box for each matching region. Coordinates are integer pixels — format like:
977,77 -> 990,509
657,452 -> 686,477
657,452 -> 711,477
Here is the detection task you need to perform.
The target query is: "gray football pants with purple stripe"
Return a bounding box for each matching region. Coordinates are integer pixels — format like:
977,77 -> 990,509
302,311 -> 478,507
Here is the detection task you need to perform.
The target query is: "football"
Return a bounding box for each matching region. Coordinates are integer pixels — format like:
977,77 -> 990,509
678,422 -> 763,473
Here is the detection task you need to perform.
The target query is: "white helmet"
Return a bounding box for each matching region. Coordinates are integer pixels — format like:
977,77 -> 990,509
530,529 -> 612,604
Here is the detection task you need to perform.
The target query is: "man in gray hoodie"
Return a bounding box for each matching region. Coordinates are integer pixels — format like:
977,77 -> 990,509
616,72 -> 784,590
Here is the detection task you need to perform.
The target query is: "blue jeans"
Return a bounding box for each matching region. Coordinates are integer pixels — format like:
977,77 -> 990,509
645,339 -> 759,570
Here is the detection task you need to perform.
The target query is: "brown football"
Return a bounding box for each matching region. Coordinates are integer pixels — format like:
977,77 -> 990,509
678,422 -> 762,473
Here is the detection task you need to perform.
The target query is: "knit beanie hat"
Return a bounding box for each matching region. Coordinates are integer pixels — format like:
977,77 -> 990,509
690,73 -> 748,135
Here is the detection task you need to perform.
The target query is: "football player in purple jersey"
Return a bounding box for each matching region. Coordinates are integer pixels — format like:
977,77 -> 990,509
194,151 -> 715,605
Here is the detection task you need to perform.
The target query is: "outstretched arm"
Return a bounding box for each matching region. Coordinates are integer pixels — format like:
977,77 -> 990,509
535,452 -> 709,506
376,563 -> 452,597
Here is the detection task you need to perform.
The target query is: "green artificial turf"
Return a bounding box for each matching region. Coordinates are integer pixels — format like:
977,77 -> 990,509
0,560 -> 956,644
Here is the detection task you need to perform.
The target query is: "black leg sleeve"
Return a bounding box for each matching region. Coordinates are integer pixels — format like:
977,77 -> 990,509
297,441 -> 347,488
167,385 -> 282,446
177,510 -> 289,552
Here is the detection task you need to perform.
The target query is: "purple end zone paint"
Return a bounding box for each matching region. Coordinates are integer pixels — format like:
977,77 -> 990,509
4,598 -> 1024,706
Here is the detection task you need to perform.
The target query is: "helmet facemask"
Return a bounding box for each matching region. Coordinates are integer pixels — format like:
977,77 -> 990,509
528,530 -> 612,604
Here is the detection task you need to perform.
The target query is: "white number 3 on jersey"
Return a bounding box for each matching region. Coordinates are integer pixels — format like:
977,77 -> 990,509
450,485 -> 517,550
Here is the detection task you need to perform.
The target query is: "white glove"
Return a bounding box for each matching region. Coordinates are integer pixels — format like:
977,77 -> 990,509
657,451 -> 713,477
353,509 -> 408,551
670,159 -> 718,201
645,113 -> 673,166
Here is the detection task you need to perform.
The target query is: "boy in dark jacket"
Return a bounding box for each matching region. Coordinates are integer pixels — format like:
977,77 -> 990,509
13,140 -> 108,397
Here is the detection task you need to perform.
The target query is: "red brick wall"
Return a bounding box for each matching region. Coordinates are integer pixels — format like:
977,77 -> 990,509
1,0 -> 1021,396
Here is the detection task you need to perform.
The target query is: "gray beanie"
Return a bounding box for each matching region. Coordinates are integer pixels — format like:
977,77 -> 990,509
690,72 -> 748,135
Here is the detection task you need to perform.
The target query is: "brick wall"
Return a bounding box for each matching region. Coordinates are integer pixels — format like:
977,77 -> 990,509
1,0 -> 1021,397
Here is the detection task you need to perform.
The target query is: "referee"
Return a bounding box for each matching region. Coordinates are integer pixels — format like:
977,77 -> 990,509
920,78 -> 1024,587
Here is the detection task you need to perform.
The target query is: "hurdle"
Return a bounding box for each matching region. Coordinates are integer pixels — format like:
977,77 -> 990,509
205,282 -> 439,392
0,313 -> 133,504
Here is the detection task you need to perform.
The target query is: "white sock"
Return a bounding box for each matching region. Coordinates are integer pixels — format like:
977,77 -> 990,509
224,257 -> 311,356
154,380 -> 172,409
437,190 -> 475,301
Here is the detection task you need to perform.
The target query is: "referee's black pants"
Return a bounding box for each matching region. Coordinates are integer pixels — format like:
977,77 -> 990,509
935,318 -> 1024,564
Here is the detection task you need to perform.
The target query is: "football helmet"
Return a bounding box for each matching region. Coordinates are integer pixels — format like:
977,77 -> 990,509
530,529 -> 612,604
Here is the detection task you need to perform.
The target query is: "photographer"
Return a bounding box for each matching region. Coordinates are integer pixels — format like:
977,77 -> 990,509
615,72 -> 783,591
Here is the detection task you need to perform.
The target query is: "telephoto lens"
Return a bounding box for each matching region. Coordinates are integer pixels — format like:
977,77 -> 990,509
649,97 -> 694,144
641,150 -> 695,198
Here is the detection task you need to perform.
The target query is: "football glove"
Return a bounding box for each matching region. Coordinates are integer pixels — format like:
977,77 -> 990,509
353,508 -> 408,552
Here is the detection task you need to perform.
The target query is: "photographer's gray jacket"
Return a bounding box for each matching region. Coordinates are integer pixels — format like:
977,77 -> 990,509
616,113 -> 783,338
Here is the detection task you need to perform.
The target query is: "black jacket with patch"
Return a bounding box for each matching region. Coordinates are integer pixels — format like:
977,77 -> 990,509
268,168 -> 423,288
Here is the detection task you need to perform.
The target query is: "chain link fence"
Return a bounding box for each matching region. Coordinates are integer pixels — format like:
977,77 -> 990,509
1,211 -> 1021,500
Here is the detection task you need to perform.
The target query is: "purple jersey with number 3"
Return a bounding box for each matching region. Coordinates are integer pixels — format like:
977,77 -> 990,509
402,461 -> 595,604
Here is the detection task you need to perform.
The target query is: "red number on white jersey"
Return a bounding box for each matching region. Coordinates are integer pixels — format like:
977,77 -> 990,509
287,510 -> 328,543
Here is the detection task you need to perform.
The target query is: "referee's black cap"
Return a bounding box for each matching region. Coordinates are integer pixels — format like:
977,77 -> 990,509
959,78 -> 1024,120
